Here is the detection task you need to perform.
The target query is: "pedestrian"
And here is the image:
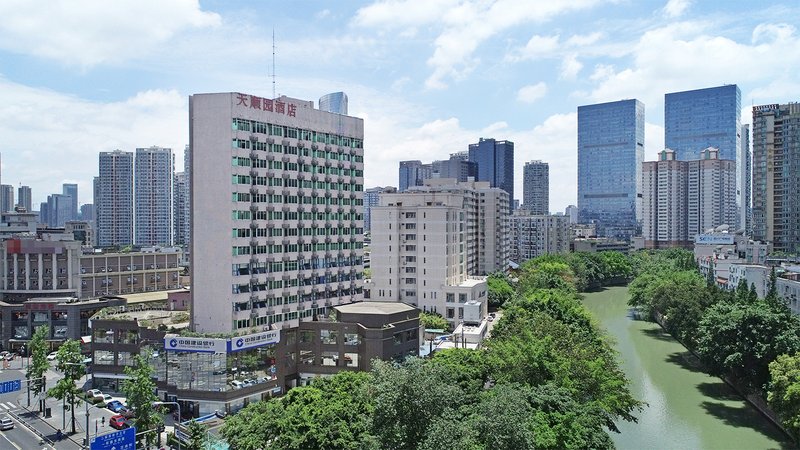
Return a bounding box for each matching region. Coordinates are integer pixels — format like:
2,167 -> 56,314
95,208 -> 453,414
56,429 -> 63,441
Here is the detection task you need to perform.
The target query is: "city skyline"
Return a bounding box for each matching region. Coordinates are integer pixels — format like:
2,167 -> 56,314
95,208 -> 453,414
1,1 -> 799,211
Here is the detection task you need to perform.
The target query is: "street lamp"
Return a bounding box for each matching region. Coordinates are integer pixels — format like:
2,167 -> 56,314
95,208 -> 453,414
152,401 -> 181,450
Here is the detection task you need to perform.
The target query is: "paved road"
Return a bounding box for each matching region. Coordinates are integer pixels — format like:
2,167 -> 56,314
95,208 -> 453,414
0,358 -> 119,449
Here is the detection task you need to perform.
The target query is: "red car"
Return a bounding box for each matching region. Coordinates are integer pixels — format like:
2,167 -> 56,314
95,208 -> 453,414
109,415 -> 129,430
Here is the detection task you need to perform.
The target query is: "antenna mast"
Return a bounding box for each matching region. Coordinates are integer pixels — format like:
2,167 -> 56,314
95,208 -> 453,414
272,28 -> 276,99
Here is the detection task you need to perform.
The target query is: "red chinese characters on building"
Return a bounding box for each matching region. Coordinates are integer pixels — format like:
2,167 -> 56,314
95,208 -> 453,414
236,93 -> 296,117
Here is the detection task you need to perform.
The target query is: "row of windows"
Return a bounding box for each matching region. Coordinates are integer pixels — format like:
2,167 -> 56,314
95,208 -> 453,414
232,210 -> 363,222
233,272 -> 362,294
233,227 -> 362,238
232,241 -> 364,256
232,119 -> 364,149
232,256 -> 362,276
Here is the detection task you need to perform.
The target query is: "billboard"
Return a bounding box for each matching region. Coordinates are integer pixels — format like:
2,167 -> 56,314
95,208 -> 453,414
164,336 -> 227,353
91,426 -> 135,450
695,234 -> 735,245
229,330 -> 281,352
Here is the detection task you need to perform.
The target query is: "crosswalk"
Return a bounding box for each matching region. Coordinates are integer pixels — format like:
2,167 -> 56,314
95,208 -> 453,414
0,402 -> 17,410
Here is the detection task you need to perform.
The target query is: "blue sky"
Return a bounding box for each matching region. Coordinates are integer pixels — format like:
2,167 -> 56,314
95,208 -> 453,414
1,0 -> 798,212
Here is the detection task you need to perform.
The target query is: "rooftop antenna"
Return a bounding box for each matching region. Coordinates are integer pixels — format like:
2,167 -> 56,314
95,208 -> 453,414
272,28 -> 276,99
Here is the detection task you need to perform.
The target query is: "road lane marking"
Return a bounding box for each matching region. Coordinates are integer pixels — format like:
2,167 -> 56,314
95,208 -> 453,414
0,427 -> 23,450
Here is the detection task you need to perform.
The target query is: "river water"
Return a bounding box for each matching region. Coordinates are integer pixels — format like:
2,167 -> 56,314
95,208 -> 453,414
581,286 -> 794,450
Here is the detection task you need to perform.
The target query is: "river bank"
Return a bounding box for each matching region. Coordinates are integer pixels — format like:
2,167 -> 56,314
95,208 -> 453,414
581,286 -> 793,450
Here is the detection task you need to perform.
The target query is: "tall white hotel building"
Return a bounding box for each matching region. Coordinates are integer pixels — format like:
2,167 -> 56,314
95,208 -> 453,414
189,93 -> 365,333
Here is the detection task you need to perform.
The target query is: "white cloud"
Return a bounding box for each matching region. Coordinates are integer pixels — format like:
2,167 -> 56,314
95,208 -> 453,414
507,32 -> 605,62
0,77 -> 186,205
0,0 -> 220,68
662,0 -> 691,18
354,0 -> 607,89
587,21 -> 800,120
517,82 -> 548,103
560,54 -> 583,79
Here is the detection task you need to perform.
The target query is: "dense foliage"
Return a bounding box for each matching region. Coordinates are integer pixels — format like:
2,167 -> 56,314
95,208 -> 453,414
419,311 -> 449,331
487,272 -> 514,307
122,352 -> 163,448
222,252 -> 640,449
628,248 -> 800,438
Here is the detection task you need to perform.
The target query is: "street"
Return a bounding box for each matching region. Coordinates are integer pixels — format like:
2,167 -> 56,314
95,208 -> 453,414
0,357 -> 122,449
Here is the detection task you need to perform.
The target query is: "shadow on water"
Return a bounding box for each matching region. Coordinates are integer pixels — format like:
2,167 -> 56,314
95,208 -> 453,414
664,351 -> 705,372
640,327 -> 676,343
696,381 -> 743,402
700,401 -> 796,449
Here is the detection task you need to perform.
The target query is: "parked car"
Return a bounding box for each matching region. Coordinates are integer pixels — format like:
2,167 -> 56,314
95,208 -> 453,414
241,379 -> 256,387
102,394 -> 113,402
86,389 -> 104,401
228,380 -> 243,390
4,353 -> 14,361
0,417 -> 13,431
109,415 -> 129,430
107,400 -> 127,413
47,352 -> 58,361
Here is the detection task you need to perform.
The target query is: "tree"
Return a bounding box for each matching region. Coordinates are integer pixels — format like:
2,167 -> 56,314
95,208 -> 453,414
183,420 -> 208,450
696,301 -> 800,392
766,266 -> 782,307
487,272 -> 514,308
26,325 -> 49,412
222,371 -> 377,450
371,358 -> 466,450
122,352 -> 163,449
48,339 -> 85,434
419,312 -> 449,331
767,354 -> 800,440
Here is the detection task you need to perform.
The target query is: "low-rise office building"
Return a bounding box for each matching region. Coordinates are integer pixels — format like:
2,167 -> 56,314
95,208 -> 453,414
90,300 -> 419,416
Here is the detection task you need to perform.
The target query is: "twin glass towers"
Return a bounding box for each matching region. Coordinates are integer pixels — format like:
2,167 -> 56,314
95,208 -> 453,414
578,85 -> 743,240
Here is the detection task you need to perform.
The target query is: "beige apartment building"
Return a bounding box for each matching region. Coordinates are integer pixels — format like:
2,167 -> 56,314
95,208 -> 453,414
189,92 -> 365,334
642,148 -> 736,248
508,212 -> 570,263
368,179 -> 506,325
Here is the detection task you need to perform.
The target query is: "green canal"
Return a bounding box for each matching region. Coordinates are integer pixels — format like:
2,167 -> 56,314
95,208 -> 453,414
581,286 -> 794,450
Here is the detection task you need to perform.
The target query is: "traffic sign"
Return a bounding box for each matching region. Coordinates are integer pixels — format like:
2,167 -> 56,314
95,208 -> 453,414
90,426 -> 136,450
0,380 -> 21,394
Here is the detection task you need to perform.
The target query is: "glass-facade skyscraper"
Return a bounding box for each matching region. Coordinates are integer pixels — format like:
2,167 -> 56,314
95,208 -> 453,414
577,99 -> 644,240
318,92 -> 348,115
468,138 -> 514,204
665,85 -> 742,230
665,85 -> 741,161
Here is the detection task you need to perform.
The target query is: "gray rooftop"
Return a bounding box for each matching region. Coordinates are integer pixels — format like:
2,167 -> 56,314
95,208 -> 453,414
335,301 -> 416,315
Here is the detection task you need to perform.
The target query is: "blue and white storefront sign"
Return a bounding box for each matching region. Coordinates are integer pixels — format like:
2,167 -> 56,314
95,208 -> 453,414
695,234 -> 735,245
229,330 -> 281,352
164,336 -> 227,353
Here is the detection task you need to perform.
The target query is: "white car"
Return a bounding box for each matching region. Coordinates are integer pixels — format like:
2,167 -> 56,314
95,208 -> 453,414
228,380 -> 244,390
0,417 -> 13,431
47,352 -> 58,361
86,389 -> 104,401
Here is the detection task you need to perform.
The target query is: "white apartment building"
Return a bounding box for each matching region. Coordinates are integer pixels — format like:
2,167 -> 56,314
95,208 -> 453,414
509,212 -> 570,263
190,92 -> 365,333
642,148 -> 736,248
369,179 -> 504,325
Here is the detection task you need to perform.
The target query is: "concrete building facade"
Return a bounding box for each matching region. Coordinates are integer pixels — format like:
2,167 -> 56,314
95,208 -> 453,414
97,150 -> 134,247
752,103 -> 800,254
642,148 -> 736,248
509,212 -> 570,263
190,92 -> 365,334
522,160 -> 549,214
135,146 -> 174,246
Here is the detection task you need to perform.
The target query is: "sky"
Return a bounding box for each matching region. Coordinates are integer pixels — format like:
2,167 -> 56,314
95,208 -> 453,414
0,0 -> 798,212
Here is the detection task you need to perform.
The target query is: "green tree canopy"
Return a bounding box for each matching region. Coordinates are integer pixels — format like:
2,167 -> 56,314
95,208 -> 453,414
122,352 -> 163,448
48,339 -> 85,434
768,353 -> 800,440
26,325 -> 49,412
419,311 -> 449,331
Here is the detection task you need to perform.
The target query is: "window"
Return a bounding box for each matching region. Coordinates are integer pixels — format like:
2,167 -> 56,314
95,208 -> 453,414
447,308 -> 455,319
300,330 -> 314,344
459,293 -> 467,303
320,329 -> 338,345
94,350 -> 115,365
446,293 -> 455,303
344,333 -> 360,346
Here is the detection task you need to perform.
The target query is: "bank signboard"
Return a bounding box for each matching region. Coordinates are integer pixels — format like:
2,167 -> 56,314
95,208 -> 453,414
695,234 -> 735,245
164,336 -> 227,353
229,330 -> 281,352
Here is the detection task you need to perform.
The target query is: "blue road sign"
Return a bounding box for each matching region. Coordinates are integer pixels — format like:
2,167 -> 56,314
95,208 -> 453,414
90,426 -> 136,450
0,380 -> 21,394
